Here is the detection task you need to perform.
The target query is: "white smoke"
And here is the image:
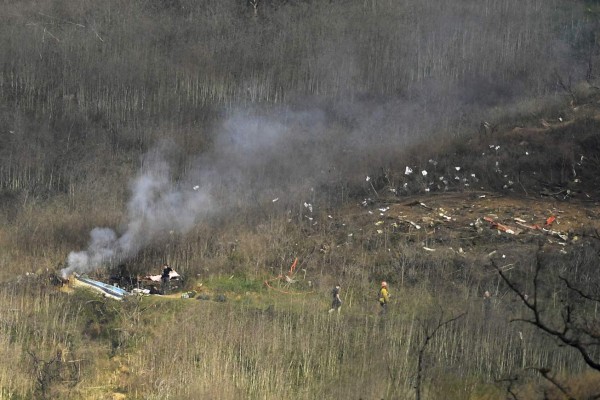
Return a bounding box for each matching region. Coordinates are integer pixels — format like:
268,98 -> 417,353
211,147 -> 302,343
59,104 -> 407,278
64,228 -> 118,276
61,148 -> 213,278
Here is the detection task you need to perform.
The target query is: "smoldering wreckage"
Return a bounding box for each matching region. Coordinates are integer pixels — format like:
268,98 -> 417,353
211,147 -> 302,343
50,165 -> 592,302
55,258 -> 305,301
46,188 -> 591,304
46,143 -> 596,302
54,267 -> 184,301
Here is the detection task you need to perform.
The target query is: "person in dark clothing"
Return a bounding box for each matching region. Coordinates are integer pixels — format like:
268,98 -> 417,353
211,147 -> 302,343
161,264 -> 173,294
329,285 -> 342,314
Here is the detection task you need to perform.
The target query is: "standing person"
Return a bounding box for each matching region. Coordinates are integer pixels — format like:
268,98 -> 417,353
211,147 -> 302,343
161,263 -> 173,294
483,290 -> 492,321
329,285 -> 342,314
379,281 -> 390,315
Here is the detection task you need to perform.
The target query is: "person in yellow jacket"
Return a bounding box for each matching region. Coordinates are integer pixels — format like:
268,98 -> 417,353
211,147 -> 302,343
379,281 -> 390,315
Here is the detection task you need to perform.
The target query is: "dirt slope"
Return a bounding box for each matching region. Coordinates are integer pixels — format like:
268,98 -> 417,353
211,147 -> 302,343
318,96 -> 600,284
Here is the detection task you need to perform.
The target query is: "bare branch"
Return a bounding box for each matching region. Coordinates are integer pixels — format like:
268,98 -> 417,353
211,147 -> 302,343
495,247 -> 600,371
560,276 -> 600,303
531,367 -> 575,400
496,376 -> 521,400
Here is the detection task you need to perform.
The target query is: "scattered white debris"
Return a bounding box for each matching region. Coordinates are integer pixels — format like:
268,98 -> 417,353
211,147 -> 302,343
193,185 -> 200,191
409,221 -> 421,229
328,215 -> 333,219
375,221 -> 384,226
272,198 -> 279,202
379,207 -> 390,212
366,176 -> 371,182
421,170 -> 428,176
405,166 -> 413,175
525,151 -> 529,155
423,247 -> 435,252
377,230 -> 383,234
304,202 -> 313,213
439,213 -> 452,221
455,167 -> 461,171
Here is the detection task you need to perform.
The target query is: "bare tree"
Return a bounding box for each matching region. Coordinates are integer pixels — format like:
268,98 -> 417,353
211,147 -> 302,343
27,349 -> 62,400
494,244 -> 600,398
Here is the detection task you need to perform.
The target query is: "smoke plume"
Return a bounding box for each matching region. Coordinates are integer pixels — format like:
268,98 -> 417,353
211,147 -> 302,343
61,146 -> 213,277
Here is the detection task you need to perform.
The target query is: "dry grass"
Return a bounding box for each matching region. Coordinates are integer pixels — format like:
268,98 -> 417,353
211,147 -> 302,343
0,265 -> 591,399
1,165 -> 599,398
1,181 -> 599,398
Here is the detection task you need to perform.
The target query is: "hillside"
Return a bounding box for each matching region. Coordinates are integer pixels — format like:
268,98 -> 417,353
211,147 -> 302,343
343,93 -> 600,269
1,92 -> 599,400
2,0 -> 600,398
2,85 -> 600,400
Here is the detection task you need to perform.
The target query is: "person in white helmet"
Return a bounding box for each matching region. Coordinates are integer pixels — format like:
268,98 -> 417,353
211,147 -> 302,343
329,284 -> 342,314
379,281 -> 390,315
